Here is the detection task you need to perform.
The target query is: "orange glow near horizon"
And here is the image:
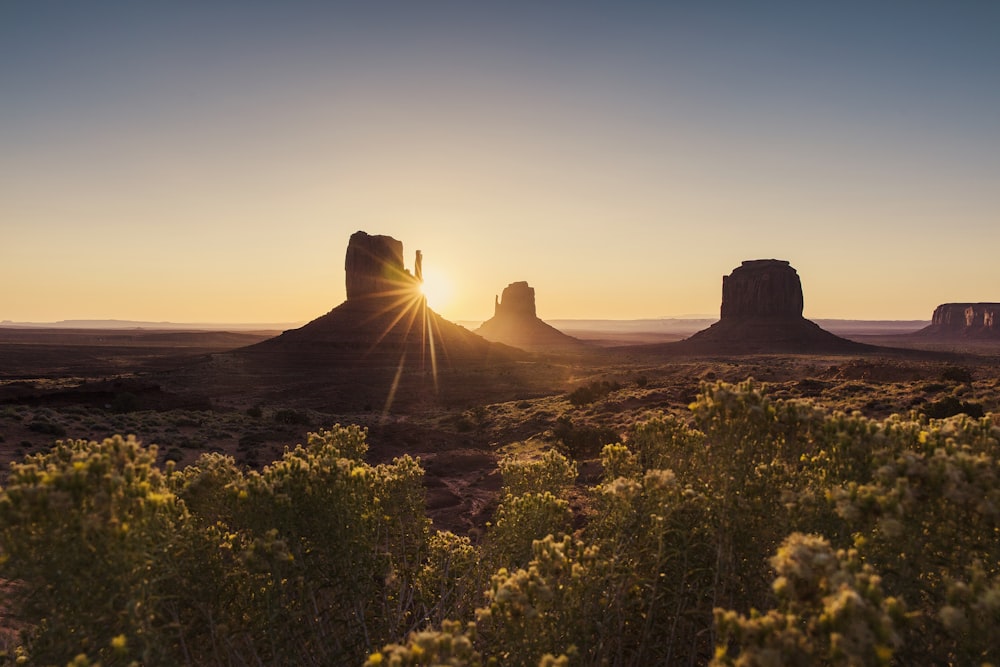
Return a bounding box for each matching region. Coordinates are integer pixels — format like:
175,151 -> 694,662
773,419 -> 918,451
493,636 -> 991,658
3,4 -> 999,324
418,266 -> 454,314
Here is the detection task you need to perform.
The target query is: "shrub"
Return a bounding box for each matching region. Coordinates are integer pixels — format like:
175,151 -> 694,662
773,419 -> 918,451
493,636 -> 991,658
0,426 -> 430,666
26,420 -> 66,437
110,391 -> 140,413
498,449 -> 576,498
485,492 -> 573,569
566,380 -> 621,407
552,416 -> 618,460
921,395 -> 985,419
941,365 -> 973,383
272,408 -> 311,425
712,533 -> 904,666
367,620 -> 482,667
3,382 -> 999,665
0,436 -> 229,665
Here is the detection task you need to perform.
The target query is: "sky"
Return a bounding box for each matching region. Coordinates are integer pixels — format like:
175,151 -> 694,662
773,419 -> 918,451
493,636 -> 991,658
3,1 -> 999,324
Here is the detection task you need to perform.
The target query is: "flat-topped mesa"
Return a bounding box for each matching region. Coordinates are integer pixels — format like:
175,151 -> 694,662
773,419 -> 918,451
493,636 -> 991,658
494,281 -> 537,318
720,259 -> 803,320
344,231 -> 415,301
921,303 -> 1000,338
932,303 -> 999,330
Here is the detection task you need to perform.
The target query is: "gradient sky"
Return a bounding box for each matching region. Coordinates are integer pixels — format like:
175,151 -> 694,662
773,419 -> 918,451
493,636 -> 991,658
3,1 -> 998,324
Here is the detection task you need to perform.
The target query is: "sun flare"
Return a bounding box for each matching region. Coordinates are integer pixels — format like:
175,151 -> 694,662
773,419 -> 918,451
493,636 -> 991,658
418,268 -> 453,311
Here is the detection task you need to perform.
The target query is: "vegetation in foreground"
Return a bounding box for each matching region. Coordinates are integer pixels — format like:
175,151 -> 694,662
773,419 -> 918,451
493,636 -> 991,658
0,381 -> 998,666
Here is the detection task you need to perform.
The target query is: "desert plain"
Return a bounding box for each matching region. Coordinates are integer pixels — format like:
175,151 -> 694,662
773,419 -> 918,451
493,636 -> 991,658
3,285 -> 998,535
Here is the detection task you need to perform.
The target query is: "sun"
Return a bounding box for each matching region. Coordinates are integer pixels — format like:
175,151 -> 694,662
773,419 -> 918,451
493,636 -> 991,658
418,267 -> 453,311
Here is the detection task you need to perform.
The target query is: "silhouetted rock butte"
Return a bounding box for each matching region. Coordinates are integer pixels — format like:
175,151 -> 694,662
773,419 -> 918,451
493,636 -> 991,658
721,259 -> 803,319
917,303 -> 1000,339
494,281 -> 537,318
179,232 -> 533,412
245,231 -> 521,364
475,281 -> 586,352
344,231 -> 411,300
678,259 -> 869,353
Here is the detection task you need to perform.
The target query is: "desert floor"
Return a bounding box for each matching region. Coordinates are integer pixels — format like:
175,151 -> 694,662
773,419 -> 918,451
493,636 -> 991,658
2,326 -> 998,533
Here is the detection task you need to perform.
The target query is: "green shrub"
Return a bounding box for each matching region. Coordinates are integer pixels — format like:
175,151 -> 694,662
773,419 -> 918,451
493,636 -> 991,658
3,382 -> 999,665
486,492 -> 573,569
0,436 -> 230,665
941,365 -> 973,383
367,620 -> 482,667
110,391 -> 140,413
552,415 -> 618,460
566,380 -> 621,407
26,420 -> 66,437
712,533 -> 904,666
498,449 -> 576,498
921,395 -> 985,419
272,408 -> 311,425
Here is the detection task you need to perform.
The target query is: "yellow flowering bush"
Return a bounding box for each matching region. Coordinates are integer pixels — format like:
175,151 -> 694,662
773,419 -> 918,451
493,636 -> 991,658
3,384 -> 999,665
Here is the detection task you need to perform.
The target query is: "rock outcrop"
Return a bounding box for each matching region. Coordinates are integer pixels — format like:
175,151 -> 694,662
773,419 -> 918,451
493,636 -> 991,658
476,281 -> 585,352
678,259 -> 867,353
721,260 -> 803,319
494,282 -> 537,319
917,303 -> 1000,339
228,232 -> 526,411
344,231 -> 414,300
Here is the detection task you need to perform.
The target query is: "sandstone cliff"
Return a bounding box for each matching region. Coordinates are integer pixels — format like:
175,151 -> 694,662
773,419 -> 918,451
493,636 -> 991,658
476,281 -> 585,352
679,259 -> 866,353
231,232 -> 526,410
721,260 -> 804,319
917,303 -> 1000,339
344,231 -> 414,300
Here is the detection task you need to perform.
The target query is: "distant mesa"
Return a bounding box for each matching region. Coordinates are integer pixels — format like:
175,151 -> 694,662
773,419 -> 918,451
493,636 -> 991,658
475,281 -> 586,352
916,303 -> 1000,339
494,281 -> 537,319
676,259 -> 868,353
720,259 -> 803,319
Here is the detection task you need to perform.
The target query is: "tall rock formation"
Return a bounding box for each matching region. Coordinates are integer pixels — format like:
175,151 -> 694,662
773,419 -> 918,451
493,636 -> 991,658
494,282 -> 537,318
476,281 -> 585,352
344,231 -> 414,300
720,260 -> 803,319
917,303 -> 1000,339
230,231 -> 525,411
679,259 -> 865,353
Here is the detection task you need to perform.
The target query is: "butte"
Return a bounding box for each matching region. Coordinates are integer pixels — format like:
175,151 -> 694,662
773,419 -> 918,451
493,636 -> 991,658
170,231 -> 527,411
475,281 -> 586,353
673,259 -> 870,354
